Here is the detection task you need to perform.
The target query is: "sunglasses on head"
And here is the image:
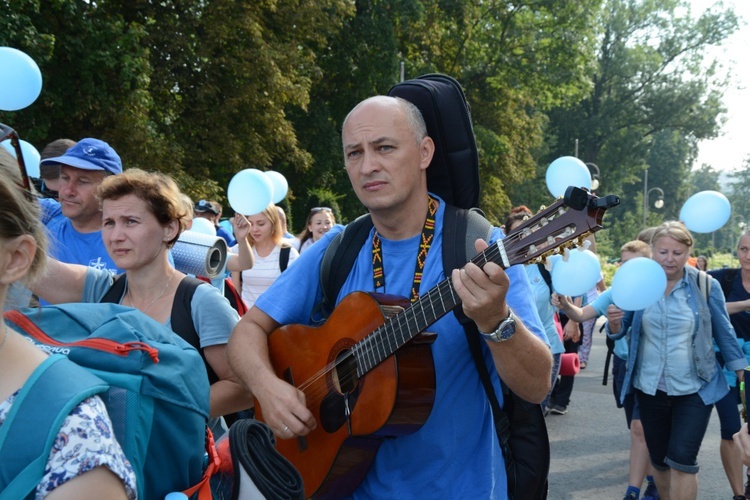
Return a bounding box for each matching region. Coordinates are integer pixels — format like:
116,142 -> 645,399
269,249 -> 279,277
311,207 -> 332,213
0,123 -> 34,200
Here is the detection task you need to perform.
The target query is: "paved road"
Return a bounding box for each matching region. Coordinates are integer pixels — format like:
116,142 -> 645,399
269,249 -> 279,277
546,319 -> 735,499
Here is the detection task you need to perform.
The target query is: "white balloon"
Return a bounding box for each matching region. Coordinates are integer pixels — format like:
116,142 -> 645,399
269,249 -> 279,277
191,217 -> 216,236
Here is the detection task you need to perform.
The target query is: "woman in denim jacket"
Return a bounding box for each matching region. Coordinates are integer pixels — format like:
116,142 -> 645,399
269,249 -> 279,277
606,221 -> 745,500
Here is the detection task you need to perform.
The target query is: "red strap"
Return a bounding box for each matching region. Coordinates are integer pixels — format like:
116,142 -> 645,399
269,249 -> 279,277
183,427 -> 221,499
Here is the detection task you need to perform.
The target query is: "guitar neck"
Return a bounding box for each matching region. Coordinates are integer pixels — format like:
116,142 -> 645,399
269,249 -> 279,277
352,241 -> 508,376
350,187 -> 618,378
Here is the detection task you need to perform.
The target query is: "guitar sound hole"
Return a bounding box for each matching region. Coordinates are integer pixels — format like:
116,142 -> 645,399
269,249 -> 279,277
332,350 -> 359,394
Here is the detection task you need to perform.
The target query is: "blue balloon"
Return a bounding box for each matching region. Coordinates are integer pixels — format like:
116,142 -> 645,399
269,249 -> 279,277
550,248 -> 602,296
264,170 -> 288,203
611,257 -> 667,311
0,47 -> 43,111
550,248 -> 601,296
545,156 -> 591,198
1,139 -> 41,178
679,190 -> 731,233
190,217 -> 216,236
227,169 -> 274,215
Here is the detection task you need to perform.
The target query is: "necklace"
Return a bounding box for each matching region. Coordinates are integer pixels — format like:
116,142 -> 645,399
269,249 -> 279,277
127,269 -> 176,314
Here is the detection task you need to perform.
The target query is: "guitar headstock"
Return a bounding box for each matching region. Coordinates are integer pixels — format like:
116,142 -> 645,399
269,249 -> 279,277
502,187 -> 619,267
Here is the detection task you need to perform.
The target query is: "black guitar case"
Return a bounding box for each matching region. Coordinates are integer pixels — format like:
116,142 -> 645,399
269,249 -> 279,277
387,73 -> 480,210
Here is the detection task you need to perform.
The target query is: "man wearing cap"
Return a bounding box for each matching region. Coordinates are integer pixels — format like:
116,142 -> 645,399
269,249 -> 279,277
39,138 -> 123,273
195,199 -> 236,246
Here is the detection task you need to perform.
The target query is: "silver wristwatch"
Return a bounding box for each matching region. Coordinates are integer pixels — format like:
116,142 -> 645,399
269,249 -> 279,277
479,309 -> 517,343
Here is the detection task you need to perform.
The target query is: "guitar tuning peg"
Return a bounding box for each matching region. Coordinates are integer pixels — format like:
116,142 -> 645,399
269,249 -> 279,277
562,247 -> 571,262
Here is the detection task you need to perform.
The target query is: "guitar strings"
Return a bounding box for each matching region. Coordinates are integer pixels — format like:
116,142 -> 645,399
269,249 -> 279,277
295,207 -> 578,407
294,237 -> 523,408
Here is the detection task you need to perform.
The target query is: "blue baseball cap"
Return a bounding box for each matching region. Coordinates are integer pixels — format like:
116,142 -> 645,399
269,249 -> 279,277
40,138 -> 122,175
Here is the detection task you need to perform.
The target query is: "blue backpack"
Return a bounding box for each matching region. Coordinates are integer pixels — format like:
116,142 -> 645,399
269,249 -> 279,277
2,303 -> 212,499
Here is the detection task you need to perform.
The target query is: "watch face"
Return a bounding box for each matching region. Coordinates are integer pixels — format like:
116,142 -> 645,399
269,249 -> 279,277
482,312 -> 516,342
498,317 -> 516,340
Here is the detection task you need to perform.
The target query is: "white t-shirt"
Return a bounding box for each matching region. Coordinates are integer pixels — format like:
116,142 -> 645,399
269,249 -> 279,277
231,244 -> 299,308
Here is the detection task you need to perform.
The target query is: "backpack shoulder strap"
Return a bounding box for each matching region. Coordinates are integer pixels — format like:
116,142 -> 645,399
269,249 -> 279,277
171,277 -> 219,384
279,246 -> 291,272
696,270 -> 712,305
441,205 -> 509,436
0,355 -> 108,499
318,214 -> 374,318
99,273 -> 127,304
536,263 -> 553,295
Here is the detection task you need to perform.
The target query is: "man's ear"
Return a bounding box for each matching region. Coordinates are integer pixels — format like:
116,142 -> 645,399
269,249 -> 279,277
419,136 -> 435,171
0,235 -> 37,286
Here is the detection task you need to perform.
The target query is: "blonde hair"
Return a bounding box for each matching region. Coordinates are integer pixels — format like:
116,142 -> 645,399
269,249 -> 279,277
96,169 -> 191,247
620,240 -> 652,258
248,204 -> 286,247
651,221 -> 693,249
0,149 -> 47,282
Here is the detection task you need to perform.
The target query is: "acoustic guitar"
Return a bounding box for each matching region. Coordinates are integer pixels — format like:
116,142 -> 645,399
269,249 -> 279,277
254,187 -> 619,498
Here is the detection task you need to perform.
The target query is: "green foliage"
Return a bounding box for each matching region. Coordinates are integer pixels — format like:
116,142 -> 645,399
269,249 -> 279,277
528,0 -> 738,252
0,0 -> 739,233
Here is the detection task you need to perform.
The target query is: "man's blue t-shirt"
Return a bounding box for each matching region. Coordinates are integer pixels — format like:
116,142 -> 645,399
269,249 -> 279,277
40,198 -> 122,274
255,198 -> 547,498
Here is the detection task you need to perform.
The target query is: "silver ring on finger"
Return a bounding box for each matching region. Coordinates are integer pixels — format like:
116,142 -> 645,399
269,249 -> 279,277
283,425 -> 289,433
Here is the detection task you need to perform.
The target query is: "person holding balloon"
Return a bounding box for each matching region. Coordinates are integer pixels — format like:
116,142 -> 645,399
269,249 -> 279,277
555,240 -> 659,500
230,204 -> 299,309
606,221 -> 745,500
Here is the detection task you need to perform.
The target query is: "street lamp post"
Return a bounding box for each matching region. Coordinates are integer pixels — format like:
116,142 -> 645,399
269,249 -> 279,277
643,169 -> 665,228
585,163 -> 600,191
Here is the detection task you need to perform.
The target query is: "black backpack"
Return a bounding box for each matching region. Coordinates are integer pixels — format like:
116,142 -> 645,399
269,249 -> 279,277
317,206 -> 550,499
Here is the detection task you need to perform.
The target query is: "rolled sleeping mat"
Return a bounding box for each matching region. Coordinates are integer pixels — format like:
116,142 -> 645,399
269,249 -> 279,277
173,230 -> 228,279
228,419 -> 304,500
559,352 -> 580,376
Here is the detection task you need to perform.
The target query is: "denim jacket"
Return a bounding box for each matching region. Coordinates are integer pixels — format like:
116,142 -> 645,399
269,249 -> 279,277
606,266 -> 745,405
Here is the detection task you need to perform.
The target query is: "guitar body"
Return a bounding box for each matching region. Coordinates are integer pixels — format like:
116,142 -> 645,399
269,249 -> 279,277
254,291 -> 437,498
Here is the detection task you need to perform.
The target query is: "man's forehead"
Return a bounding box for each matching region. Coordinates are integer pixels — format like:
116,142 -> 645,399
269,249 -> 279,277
60,164 -> 105,178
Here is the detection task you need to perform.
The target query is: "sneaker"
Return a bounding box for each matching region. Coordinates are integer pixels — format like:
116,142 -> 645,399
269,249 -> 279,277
580,361 -> 587,369
549,404 -> 567,415
623,492 -> 638,500
642,481 -> 660,500
732,496 -> 746,500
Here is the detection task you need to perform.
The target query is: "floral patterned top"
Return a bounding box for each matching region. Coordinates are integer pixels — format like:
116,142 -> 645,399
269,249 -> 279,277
0,391 -> 137,499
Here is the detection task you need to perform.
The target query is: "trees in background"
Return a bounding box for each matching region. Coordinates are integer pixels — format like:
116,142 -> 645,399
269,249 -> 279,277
0,0 -> 740,242
515,0 -> 738,251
